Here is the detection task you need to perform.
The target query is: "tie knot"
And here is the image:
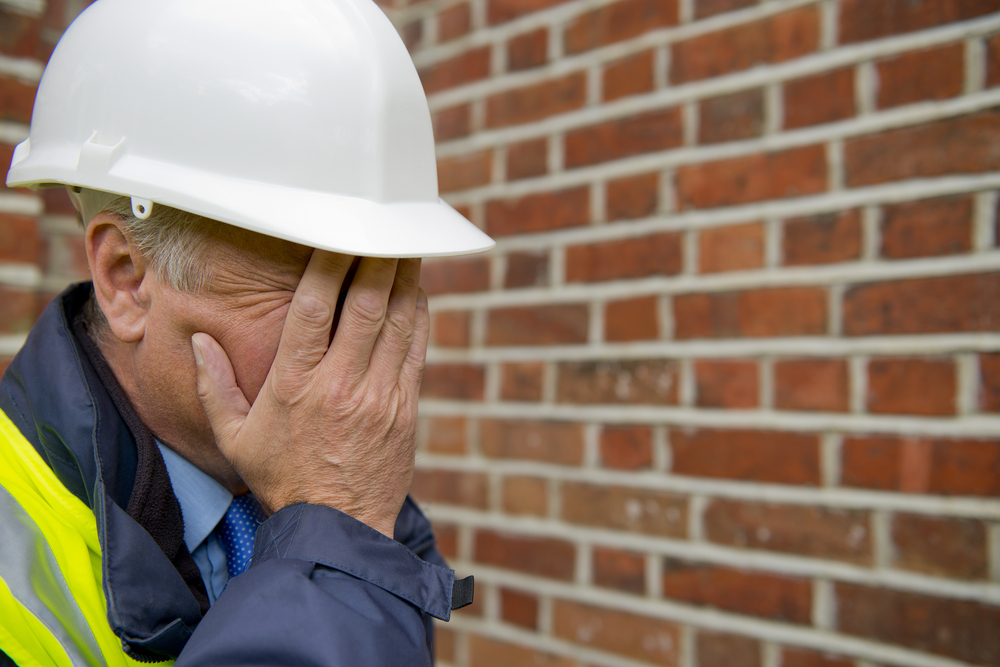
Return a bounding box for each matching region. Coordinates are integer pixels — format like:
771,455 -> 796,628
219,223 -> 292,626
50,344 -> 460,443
217,495 -> 266,579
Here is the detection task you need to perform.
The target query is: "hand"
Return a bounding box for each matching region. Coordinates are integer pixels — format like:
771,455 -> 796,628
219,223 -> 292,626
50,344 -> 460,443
191,252 -> 428,537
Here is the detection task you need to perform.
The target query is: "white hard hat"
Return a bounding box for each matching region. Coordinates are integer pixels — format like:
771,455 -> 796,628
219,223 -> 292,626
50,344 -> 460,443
6,0 -> 495,258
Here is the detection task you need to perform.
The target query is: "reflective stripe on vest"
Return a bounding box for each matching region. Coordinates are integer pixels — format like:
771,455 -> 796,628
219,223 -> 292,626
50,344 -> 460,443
0,409 -> 158,667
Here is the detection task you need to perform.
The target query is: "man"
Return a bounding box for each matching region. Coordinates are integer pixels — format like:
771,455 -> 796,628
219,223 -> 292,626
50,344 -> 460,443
0,0 -> 492,664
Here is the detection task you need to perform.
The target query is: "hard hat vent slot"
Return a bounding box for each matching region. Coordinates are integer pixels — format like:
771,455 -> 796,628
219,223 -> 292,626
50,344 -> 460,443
131,197 -> 153,219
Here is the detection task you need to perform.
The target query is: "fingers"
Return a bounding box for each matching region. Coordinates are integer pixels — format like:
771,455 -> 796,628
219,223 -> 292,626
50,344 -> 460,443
369,258 -> 422,379
192,333 -> 251,456
399,287 -> 429,391
327,257 -> 399,380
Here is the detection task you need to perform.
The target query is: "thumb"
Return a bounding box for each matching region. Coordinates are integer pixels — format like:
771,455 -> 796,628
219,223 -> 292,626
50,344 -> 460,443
192,332 -> 250,454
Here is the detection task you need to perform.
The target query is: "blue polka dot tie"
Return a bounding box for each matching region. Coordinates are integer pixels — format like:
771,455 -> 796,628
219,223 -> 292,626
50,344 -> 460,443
217,495 -> 267,579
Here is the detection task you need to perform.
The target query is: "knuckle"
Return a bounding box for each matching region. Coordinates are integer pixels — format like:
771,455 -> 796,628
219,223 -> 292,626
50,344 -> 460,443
346,291 -> 387,328
292,293 -> 335,330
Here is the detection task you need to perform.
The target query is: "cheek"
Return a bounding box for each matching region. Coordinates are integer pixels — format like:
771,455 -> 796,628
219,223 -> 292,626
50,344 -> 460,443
224,308 -> 289,404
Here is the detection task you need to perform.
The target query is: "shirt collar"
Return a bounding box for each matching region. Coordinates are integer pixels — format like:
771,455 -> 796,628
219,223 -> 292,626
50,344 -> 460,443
157,442 -> 233,554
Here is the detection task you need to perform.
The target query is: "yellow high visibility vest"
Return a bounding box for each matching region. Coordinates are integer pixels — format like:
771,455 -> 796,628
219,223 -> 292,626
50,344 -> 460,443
0,409 -> 161,667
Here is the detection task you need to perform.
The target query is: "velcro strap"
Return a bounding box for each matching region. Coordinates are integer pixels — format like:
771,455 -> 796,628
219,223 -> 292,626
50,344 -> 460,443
451,575 -> 474,610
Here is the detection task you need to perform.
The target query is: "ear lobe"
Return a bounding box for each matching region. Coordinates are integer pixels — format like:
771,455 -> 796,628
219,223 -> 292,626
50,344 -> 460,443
86,212 -> 149,343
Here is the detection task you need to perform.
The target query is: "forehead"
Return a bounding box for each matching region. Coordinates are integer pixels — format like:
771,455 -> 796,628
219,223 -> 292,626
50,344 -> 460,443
203,224 -> 314,294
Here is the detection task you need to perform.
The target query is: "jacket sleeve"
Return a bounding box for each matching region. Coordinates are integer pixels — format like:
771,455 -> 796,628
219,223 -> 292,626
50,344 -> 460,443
175,501 -> 458,666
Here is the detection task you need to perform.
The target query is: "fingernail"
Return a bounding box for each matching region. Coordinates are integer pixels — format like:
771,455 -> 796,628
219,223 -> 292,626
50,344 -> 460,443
191,334 -> 205,366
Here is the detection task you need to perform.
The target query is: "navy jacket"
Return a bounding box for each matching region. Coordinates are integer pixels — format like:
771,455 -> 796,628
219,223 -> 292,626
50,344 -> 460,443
0,283 -> 469,664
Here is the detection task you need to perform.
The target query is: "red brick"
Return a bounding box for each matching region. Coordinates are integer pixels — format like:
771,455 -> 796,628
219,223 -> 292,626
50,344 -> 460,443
677,145 -> 826,209
867,357 -> 956,416
566,232 -> 682,283
673,7 -> 819,83
774,359 -> 849,412
437,149 -> 492,193
502,476 -> 549,516
0,286 -> 37,334
662,561 -> 812,623
593,546 -> 645,594
561,482 -> 687,536
487,303 -> 588,346
500,588 -> 539,629
881,195 -> 972,259
844,273 -> 1000,336
0,7 -> 41,58
38,183 -> 75,214
486,72 -> 586,127
507,27 -> 547,71
487,0 -> 573,25
699,222 -> 765,273
781,648 -> 853,667
699,88 -> 765,144
835,583 -> 1000,665
981,352 -> 1000,411
485,186 -> 590,237
557,359 -> 679,405
671,428 -> 821,485
846,109 -> 1000,187
433,310 -> 470,347
474,529 -> 576,580
563,0 -> 678,55
600,424 -> 653,470
697,631 -> 760,667
783,210 -> 862,266
435,626 -> 454,663
419,46 -> 490,93
606,172 -> 659,221
421,256 -> 490,295
705,500 -> 872,563
468,634 -> 573,667
504,250 -> 549,288
0,213 -> 40,263
411,468 -> 488,509
419,416 -> 467,455
565,107 -> 683,168
420,363 -> 485,399
506,137 -> 547,181
401,20 -> 422,51
693,359 -> 759,408
694,0 -> 757,19
603,50 -> 654,102
876,43 -> 964,109
842,436 -> 1000,496
432,103 -> 471,142
500,361 -> 544,401
0,75 -> 36,124
481,419 -> 584,465
437,2 -> 470,42
892,513 -> 988,579
553,600 -> 681,665
988,32 -> 1000,88
675,287 -> 828,339
606,295 -> 658,343
784,67 -> 855,129
839,0 -> 1000,44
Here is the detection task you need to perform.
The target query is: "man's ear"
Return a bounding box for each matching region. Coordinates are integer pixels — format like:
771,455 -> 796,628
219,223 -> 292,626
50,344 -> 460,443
85,212 -> 150,343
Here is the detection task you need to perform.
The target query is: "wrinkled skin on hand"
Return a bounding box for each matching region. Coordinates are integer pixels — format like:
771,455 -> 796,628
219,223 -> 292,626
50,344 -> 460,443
191,252 -> 428,537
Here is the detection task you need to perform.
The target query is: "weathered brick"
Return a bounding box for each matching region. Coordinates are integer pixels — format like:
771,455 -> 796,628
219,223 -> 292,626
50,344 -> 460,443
506,137 -> 548,181
436,2 -> 470,42
783,210 -> 862,266
485,186 -> 590,237
468,634 -> 573,667
867,357 -> 956,416
672,7 -> 819,83
839,0 -> 1000,44
672,428 -> 821,485
0,213 -> 40,263
420,363 -> 485,400
675,287 -> 828,339
781,648 -> 853,667
662,560 -> 812,623
486,72 -> 586,128
566,232 -> 682,283
421,256 -> 490,295
774,359 -> 849,412
693,359 -> 759,408
845,109 -> 1000,187
784,67 -> 855,129
841,436 -> 1000,496
600,424 -> 653,470
699,221 -> 765,273
474,529 -> 576,580
677,145 -> 827,209
488,0 -> 573,25
564,108 -> 683,168
437,149 -> 492,192
487,303 -> 589,346
981,352 -> 1000,411
401,19 -> 422,51
892,513 -> 988,579
435,626 -> 454,663
705,500 -> 872,563
881,195 -> 972,259
562,482 -> 687,536
502,476 -> 549,516
432,310 -> 470,347
418,46 -> 490,93
697,631 -> 760,667
411,468 -> 489,508
0,7 -> 41,58
432,103 -> 471,141
38,182 -> 76,214
557,359 -> 679,405
988,32 -> 1000,88
564,0 -> 678,55
606,295 -> 658,343
835,583 -> 1000,665
500,588 -> 539,629
418,416 -> 467,455
603,49 -> 654,102
500,361 -> 544,401
507,27 -> 547,71
606,172 -> 659,221
553,600 -> 681,665
480,419 -> 584,465
0,75 -> 36,124
844,273 -> 1000,336
699,88 -> 765,144
593,546 -> 646,594
876,43 -> 964,109
504,250 -> 549,288
0,286 -> 37,334
694,0 -> 757,19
